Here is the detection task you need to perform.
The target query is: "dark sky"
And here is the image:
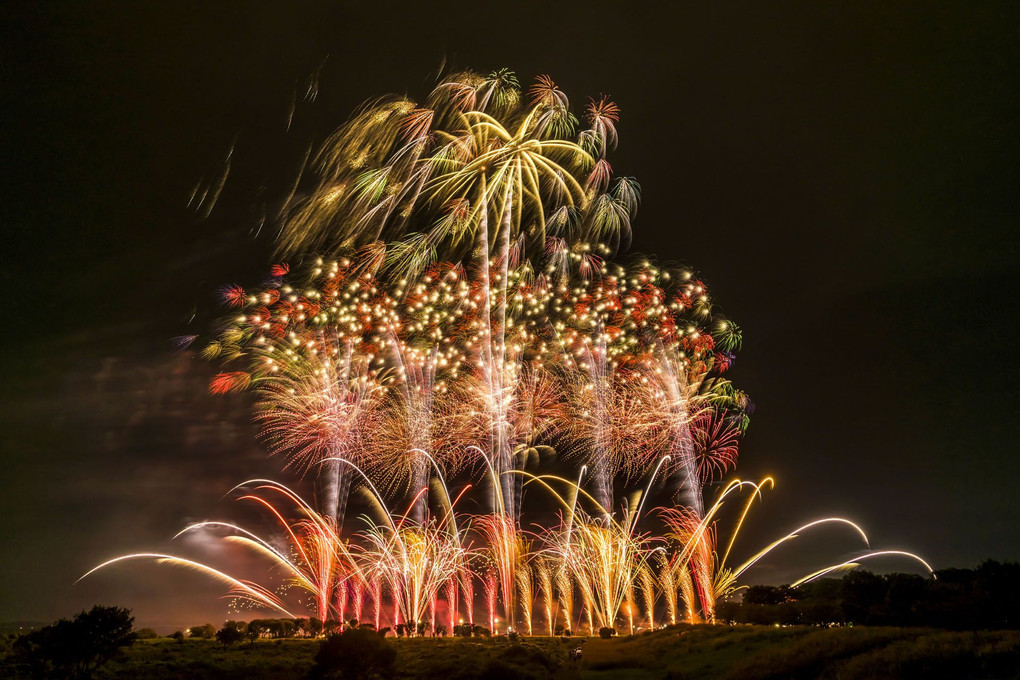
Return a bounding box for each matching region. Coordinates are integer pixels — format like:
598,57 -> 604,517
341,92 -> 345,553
2,1 -> 1017,630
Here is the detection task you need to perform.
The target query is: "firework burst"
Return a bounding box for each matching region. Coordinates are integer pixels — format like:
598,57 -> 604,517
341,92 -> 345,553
83,68 -> 932,635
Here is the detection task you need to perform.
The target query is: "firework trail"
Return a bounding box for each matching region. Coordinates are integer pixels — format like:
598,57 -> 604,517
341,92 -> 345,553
76,472 -> 931,633
255,342 -> 382,527
516,564 -> 534,635
535,558 -> 555,635
484,570 -> 499,633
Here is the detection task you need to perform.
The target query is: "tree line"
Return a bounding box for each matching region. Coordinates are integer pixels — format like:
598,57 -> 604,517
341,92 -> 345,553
717,561 -> 1020,629
183,618 -> 398,645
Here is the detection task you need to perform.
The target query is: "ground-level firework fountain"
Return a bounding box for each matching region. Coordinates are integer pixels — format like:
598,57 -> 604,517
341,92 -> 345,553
82,474 -> 932,634
83,68 -> 933,634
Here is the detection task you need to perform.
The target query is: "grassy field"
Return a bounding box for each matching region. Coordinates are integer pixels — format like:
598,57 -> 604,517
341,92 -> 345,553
9,624 -> 1020,679
579,625 -> 1020,679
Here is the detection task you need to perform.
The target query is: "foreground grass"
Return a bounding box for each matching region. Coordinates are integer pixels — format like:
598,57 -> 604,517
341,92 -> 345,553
98,638 -> 315,679
581,625 -> 1020,680
97,636 -> 576,680
35,625 -> 1020,679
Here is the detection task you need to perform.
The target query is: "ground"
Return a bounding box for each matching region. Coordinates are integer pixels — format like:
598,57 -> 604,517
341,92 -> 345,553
6,624 -> 1020,679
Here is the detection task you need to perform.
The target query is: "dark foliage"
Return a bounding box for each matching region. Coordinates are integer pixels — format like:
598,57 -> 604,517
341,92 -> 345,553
246,620 -> 266,643
244,618 -> 300,639
215,626 -> 245,647
393,621 -> 432,638
599,627 -> 617,638
189,623 -> 216,639
717,561 -> 1020,629
306,628 -> 395,680
223,620 -> 248,634
11,605 -> 136,680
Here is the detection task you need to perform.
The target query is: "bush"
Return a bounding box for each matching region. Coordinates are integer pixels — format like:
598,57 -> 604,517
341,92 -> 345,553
306,628 -> 396,680
135,627 -> 159,639
189,624 -> 216,639
13,605 -> 136,680
169,630 -> 184,642
599,627 -> 617,639
216,626 -> 245,647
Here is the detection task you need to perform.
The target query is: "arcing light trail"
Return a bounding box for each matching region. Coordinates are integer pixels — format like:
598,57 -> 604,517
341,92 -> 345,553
84,68 -> 932,633
82,474 -> 931,633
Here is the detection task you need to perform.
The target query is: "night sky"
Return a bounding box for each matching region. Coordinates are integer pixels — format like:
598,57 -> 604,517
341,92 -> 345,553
2,2 -> 1017,630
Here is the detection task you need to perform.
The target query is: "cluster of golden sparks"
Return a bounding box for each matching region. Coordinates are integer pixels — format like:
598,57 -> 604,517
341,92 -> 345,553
83,69 -> 932,635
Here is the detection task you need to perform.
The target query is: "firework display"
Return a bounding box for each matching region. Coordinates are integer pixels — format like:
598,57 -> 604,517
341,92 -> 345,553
84,69 -> 932,635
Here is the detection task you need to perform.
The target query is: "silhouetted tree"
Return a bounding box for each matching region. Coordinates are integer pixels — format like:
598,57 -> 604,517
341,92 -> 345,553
246,620 -> 266,643
215,626 -> 245,647
189,623 -> 216,639
13,605 -> 136,680
223,620 -> 247,634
